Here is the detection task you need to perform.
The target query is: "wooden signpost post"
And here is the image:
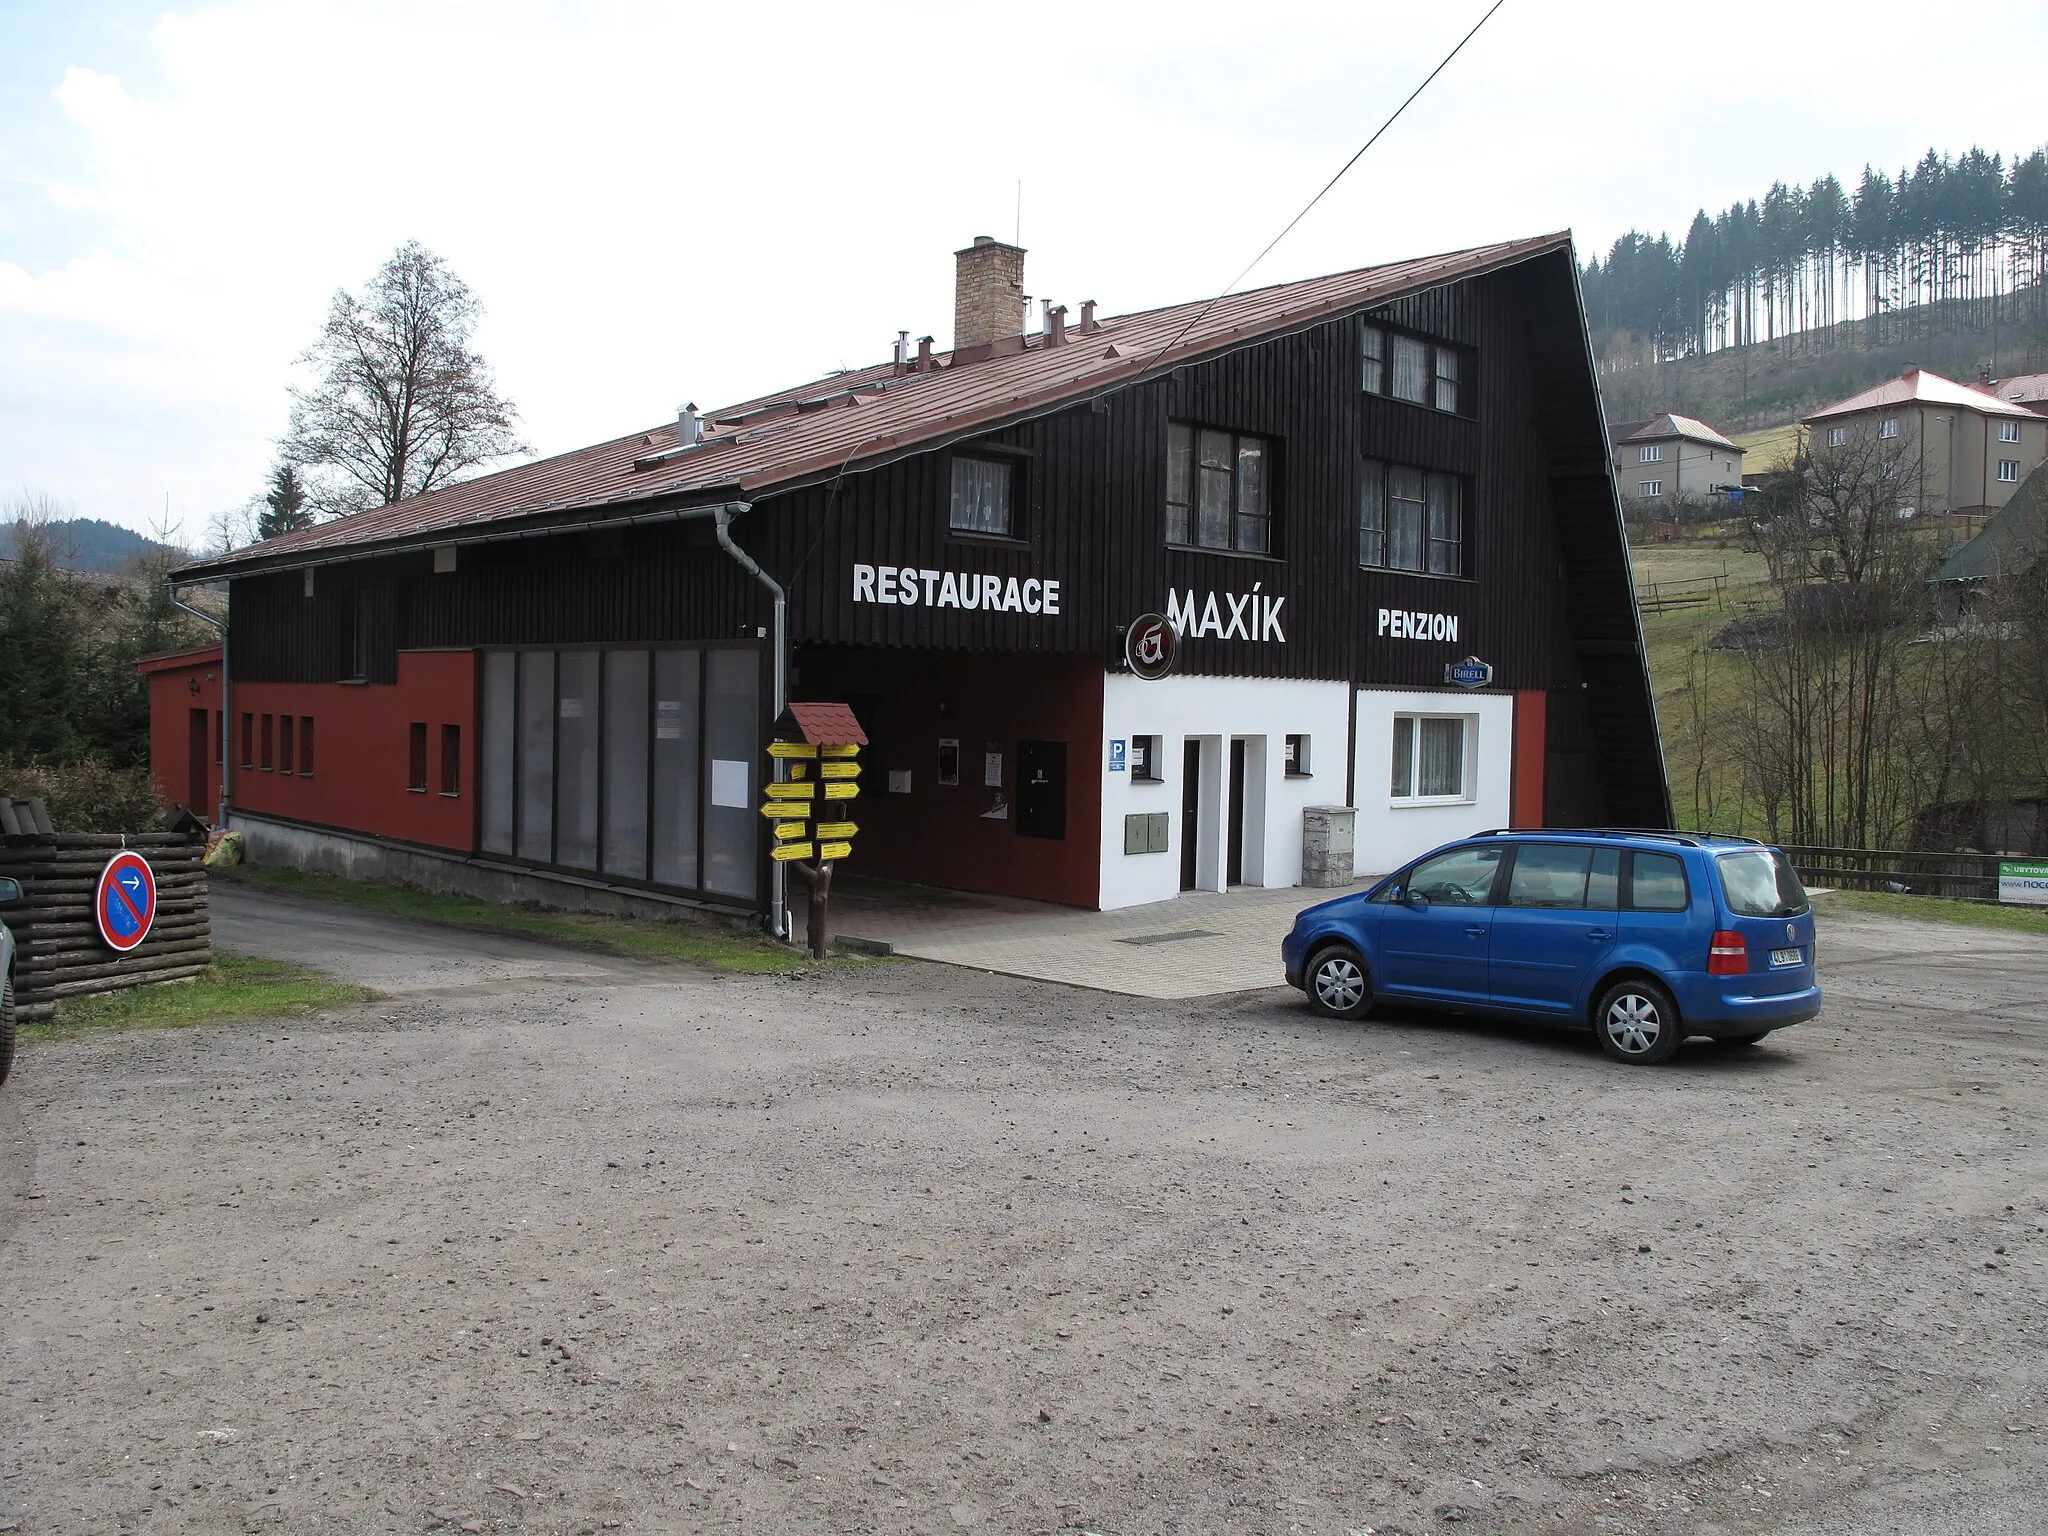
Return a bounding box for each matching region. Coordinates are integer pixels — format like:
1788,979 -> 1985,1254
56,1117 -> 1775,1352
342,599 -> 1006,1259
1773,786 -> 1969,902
760,702 -> 868,959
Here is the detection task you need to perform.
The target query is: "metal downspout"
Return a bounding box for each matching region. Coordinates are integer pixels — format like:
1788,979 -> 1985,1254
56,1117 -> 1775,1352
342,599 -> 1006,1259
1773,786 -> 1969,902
166,582 -> 230,829
712,501 -> 790,941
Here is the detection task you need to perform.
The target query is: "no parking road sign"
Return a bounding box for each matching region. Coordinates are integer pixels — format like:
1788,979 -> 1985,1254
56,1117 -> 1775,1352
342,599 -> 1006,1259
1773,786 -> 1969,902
95,850 -> 157,953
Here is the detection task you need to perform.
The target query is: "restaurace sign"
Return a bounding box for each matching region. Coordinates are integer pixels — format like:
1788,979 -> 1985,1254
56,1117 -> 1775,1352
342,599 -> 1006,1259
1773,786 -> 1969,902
1165,586 -> 1287,643
852,563 -> 1063,614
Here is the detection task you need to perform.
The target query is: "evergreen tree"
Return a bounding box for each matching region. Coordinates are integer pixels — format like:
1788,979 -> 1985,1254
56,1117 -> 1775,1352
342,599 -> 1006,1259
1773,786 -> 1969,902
258,462 -> 314,541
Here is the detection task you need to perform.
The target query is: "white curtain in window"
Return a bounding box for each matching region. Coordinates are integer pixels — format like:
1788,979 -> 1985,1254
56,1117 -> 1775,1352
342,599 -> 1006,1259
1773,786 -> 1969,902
1392,335 -> 1430,404
1388,465 -> 1426,570
1418,717 -> 1464,797
1426,474 -> 1461,576
950,457 -> 1012,535
1359,459 -> 1386,567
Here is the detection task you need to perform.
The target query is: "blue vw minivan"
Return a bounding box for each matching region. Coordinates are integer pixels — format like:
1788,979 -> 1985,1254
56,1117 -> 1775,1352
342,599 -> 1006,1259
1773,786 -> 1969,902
1281,831 -> 1819,1065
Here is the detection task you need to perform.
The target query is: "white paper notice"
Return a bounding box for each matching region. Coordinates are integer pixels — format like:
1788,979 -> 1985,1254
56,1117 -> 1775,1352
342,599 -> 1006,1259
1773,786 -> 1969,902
709,758 -> 749,809
984,752 -> 1003,788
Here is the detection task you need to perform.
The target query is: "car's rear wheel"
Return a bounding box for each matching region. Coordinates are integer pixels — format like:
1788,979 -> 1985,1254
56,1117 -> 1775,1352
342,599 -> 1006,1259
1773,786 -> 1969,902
1595,977 -> 1682,1065
0,970 -> 15,1087
1715,1030 -> 1772,1048
1306,945 -> 1373,1021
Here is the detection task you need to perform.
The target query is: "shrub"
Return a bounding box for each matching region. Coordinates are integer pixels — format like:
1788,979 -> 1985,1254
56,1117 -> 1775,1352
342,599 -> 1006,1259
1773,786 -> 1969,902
0,759 -> 165,833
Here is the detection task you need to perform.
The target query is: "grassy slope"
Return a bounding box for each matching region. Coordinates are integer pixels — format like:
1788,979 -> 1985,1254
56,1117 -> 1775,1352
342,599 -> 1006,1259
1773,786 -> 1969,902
1814,888 -> 2048,937
29,953 -> 369,1040
217,865 -> 837,974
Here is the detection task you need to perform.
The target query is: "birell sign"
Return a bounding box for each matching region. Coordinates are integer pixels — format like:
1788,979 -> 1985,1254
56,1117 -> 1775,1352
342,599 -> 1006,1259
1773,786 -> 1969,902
1444,656 -> 1494,689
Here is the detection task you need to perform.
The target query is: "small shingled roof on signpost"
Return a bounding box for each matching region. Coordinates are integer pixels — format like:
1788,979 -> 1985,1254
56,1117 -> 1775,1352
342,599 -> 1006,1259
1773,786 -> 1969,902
769,702 -> 867,958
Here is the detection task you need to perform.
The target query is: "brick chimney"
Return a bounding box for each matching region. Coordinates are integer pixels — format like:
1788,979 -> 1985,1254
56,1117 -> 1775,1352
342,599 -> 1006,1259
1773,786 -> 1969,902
954,236 -> 1026,351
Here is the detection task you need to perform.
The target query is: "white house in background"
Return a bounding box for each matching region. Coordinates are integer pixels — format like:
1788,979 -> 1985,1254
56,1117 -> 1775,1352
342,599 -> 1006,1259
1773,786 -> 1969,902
1609,414 -> 1745,505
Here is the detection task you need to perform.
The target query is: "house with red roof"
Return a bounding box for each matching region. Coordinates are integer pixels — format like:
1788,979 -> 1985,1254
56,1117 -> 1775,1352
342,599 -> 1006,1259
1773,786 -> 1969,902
152,232 -> 1666,926
1607,414 -> 1745,508
1802,368 -> 2047,517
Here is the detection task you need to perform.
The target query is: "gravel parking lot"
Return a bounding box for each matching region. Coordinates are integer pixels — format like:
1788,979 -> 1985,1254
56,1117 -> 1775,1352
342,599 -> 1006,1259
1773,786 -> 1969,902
2,890 -> 2044,1535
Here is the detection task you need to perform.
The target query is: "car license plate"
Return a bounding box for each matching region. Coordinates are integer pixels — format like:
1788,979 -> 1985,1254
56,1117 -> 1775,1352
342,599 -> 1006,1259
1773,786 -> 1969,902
1769,946 -> 1803,968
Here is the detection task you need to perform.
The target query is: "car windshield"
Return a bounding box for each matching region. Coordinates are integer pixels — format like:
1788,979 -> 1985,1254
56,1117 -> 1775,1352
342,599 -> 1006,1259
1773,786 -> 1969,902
1717,848 -> 1808,918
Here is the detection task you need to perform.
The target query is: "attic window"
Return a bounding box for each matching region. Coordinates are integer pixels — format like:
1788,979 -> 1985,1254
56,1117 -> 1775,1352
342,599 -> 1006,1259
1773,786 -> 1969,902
1362,322 -> 1468,416
950,456 -> 1014,537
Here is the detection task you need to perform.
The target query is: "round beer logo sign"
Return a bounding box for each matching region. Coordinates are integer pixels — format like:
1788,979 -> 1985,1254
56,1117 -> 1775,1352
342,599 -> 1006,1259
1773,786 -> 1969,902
1125,613 -> 1178,681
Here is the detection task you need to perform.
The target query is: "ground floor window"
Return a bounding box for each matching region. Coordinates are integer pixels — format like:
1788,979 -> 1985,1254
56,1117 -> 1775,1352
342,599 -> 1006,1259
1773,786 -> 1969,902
478,645 -> 762,901
1390,714 -> 1470,801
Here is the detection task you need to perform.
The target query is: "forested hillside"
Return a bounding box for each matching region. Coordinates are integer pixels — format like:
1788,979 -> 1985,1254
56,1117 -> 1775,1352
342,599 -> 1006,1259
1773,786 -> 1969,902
0,516 -> 189,573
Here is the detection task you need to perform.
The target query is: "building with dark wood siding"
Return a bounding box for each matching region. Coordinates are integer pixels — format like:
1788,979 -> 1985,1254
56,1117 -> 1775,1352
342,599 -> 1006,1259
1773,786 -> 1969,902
155,232 -> 1669,923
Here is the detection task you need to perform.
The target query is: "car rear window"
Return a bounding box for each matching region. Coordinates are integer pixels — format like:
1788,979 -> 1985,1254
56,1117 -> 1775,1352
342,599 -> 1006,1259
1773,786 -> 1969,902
1718,848 -> 1809,917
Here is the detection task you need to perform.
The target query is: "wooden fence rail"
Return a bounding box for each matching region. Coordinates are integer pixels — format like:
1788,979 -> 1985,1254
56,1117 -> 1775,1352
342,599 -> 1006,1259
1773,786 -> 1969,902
1781,844 -> 2003,902
0,832 -> 211,1022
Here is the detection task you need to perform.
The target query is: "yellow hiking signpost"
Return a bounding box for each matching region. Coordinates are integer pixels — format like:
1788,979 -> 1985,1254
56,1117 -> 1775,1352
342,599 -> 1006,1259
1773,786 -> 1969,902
762,702 -> 869,958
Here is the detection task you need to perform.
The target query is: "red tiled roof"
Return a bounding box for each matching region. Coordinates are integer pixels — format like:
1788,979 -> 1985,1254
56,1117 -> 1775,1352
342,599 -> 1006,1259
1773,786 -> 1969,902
180,232 -> 1572,578
776,702 -> 869,746
1627,413 -> 1739,451
1803,367 -> 2038,424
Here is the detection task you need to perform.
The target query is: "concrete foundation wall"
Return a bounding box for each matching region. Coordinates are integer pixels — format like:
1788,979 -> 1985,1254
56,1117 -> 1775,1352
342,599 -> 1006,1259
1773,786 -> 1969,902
230,811 -> 762,929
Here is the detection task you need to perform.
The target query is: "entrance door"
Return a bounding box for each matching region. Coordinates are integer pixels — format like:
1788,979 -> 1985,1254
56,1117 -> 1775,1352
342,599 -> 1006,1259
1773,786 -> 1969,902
187,708 -> 209,813
1017,740 -> 1067,839
1227,739 -> 1247,887
1180,740 -> 1200,890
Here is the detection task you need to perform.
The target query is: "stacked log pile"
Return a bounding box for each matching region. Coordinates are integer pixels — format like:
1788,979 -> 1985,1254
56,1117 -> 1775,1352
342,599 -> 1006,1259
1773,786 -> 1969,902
0,833 -> 211,1023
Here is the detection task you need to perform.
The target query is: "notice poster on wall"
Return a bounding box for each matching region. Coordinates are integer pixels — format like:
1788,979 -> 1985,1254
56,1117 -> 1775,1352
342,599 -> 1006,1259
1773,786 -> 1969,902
709,758 -> 749,809
1999,860 -> 2048,905
984,751 -> 1003,788
655,701 -> 684,740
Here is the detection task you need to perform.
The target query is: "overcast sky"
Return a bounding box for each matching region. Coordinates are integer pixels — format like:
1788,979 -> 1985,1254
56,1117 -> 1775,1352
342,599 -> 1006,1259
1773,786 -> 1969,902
4,0 -> 2046,544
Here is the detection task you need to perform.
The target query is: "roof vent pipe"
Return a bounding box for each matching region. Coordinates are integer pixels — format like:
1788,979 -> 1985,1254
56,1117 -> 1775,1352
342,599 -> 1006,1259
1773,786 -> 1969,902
916,335 -> 934,372
678,402 -> 702,447
1046,304 -> 1068,348
1079,299 -> 1098,333
893,331 -> 910,372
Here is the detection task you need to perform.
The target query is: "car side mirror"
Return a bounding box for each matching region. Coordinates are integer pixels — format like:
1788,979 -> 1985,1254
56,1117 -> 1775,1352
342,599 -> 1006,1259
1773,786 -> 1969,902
0,876 -> 21,905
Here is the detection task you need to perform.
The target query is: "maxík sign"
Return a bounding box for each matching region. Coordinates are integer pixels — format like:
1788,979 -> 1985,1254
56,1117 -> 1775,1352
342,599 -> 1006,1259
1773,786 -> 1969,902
762,701 -> 869,957
95,849 -> 158,953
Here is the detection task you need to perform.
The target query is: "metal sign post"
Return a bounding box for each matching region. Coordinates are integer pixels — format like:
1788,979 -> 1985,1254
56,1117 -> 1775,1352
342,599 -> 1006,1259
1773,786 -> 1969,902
761,703 -> 869,959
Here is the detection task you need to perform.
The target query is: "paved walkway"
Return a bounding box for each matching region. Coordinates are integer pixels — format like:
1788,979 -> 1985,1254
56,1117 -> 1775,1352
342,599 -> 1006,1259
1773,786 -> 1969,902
795,877 -> 1372,999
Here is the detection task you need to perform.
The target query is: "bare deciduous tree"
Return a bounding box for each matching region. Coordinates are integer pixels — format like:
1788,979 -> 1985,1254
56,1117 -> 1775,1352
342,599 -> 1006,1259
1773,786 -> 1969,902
286,241 -> 527,517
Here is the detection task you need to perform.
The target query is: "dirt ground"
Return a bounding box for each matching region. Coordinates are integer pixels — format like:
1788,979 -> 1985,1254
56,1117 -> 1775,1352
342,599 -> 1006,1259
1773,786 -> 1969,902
2,889 -> 2044,1535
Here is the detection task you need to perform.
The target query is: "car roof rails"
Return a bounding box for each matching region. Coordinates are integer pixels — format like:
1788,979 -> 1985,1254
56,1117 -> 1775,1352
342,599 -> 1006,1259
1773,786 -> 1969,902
1472,827 -> 1710,848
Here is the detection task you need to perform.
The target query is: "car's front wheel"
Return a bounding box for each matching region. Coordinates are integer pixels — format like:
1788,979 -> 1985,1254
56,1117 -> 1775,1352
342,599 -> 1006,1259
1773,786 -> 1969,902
1594,977 -> 1682,1065
1305,945 -> 1373,1021
0,969 -> 15,1087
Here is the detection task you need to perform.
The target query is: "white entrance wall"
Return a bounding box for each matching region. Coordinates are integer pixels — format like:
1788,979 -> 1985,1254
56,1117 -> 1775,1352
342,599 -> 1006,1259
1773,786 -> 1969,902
1099,674 -> 1352,910
1351,687 -> 1515,877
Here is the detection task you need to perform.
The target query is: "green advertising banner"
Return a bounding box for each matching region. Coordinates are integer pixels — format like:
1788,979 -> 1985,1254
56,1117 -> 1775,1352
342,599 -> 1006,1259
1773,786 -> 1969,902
1998,860 -> 2048,906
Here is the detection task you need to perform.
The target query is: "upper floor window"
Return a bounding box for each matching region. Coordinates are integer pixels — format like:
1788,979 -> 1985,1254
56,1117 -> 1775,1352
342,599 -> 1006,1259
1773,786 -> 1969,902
1879,417 -> 1900,439
1638,480 -> 1664,498
1167,423 -> 1271,554
949,455 -> 1014,537
1827,426 -> 1847,447
1999,459 -> 2022,483
1361,322 -> 1466,414
2001,420 -> 2023,444
1361,459 -> 1464,576
1638,444 -> 1663,463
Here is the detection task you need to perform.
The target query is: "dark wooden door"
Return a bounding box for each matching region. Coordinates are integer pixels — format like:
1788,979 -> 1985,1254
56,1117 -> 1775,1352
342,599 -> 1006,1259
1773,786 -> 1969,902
1180,740 -> 1200,890
1017,740 -> 1067,840
187,708 -> 209,813
1227,739 -> 1247,887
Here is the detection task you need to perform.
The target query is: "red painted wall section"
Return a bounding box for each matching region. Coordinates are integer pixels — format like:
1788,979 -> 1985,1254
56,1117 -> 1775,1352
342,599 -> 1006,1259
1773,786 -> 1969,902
1510,689 -> 1547,828
144,649 -> 477,850
142,647 -> 224,816
795,648 -> 1104,907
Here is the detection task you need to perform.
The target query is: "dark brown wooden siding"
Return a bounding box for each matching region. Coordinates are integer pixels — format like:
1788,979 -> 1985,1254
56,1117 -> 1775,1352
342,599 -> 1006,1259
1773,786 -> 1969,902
227,250 -> 1668,825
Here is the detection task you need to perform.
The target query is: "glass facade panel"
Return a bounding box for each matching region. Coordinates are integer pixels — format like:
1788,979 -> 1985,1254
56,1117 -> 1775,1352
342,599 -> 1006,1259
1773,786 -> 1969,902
556,650 -> 600,870
603,650 -> 650,879
1426,473 -> 1462,576
651,649 -> 702,890
1165,423 -> 1192,545
1234,439 -> 1267,553
1390,716 -> 1414,797
949,456 -> 1012,535
703,648 -> 760,900
516,651 -> 555,861
1361,323 -> 1385,394
1388,465 -> 1426,570
1418,717 -> 1464,796
1391,334 -> 1430,403
1433,348 -> 1460,412
1359,458 -> 1386,567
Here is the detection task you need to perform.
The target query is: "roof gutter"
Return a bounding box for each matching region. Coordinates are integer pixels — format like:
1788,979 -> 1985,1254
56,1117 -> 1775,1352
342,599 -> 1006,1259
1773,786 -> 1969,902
170,490 -> 747,585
